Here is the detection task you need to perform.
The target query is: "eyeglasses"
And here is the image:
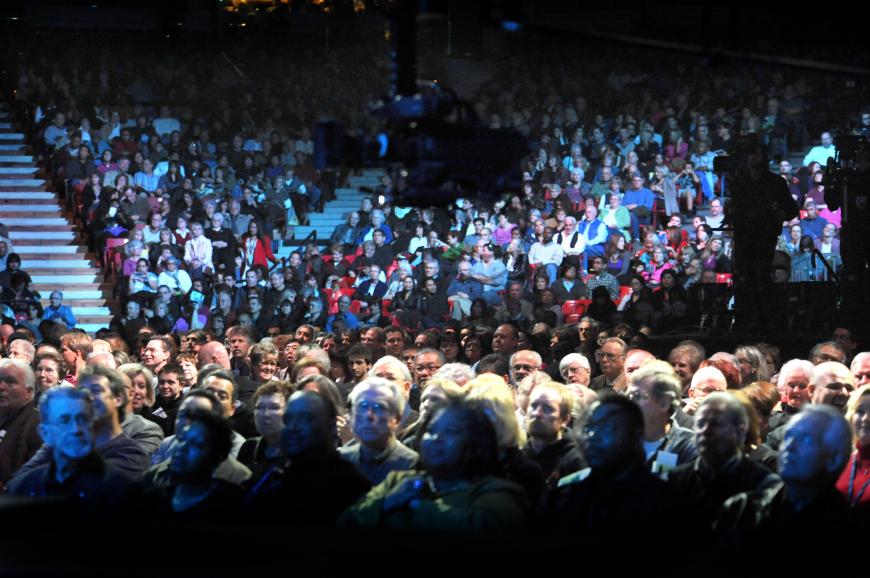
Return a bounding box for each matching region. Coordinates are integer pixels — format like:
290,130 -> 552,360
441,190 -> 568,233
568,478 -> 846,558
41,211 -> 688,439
512,364 -> 539,373
582,421 -> 619,438
354,400 -> 393,418
47,413 -> 93,429
823,382 -> 853,392
416,364 -> 443,374
626,390 -> 650,403
595,351 -> 624,361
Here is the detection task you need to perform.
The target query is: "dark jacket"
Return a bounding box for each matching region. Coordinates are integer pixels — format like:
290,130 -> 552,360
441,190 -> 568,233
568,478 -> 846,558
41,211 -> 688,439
668,455 -> 780,534
6,452 -> 141,518
543,465 -> 680,545
716,483 -> 853,550
245,451 -> 372,527
13,432 -> 152,482
646,420 -> 698,475
0,402 -> 42,485
523,436 -> 586,488
143,394 -> 184,436
503,446 -> 546,510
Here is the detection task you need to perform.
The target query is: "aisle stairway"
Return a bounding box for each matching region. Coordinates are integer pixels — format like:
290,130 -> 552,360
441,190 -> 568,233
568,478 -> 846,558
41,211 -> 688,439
276,169 -> 384,258
0,101 -> 112,334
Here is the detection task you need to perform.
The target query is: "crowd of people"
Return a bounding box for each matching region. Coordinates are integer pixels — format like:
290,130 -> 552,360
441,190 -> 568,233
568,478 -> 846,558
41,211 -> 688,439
0,27 -> 869,553
0,316 -> 868,552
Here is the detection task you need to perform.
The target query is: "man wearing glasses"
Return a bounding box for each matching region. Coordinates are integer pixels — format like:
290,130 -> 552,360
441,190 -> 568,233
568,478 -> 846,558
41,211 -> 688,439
626,360 -> 697,478
809,361 -> 856,412
510,350 -> 542,387
590,337 -> 628,393
340,377 -> 418,485
7,387 -> 138,512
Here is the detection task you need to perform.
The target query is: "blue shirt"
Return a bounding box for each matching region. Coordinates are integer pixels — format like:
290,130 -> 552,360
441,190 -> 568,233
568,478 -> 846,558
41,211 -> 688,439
446,276 -> 483,301
326,311 -> 361,332
800,216 -> 829,240
623,187 -> 655,211
43,305 -> 77,329
622,187 -> 656,211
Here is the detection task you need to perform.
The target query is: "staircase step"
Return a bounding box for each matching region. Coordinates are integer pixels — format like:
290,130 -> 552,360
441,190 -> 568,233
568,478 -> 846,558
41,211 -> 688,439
32,274 -> 101,284
8,231 -> 77,241
40,284 -> 105,296
20,259 -> 94,269
0,205 -> 64,213
0,145 -> 26,151
3,217 -> 71,225
0,167 -> 37,174
0,179 -> 46,186
16,245 -> 85,254
335,188 -> 368,197
29,269 -> 102,278
0,199 -> 58,206
6,226 -> 74,233
78,322 -> 113,334
347,176 -> 382,187
290,226 -> 319,237
0,133 -> 24,140
0,156 -> 33,163
64,306 -> 112,316
0,192 -> 56,200
41,299 -> 106,308
309,213 -> 345,221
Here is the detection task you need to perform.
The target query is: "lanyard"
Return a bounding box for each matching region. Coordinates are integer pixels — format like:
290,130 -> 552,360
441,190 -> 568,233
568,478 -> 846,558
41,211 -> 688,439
848,451 -> 870,507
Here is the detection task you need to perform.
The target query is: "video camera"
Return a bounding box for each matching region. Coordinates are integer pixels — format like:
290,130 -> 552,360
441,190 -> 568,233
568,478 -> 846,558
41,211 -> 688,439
711,135 -> 764,174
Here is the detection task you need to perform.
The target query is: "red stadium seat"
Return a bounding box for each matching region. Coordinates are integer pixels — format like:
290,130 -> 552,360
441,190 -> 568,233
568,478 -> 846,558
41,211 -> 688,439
575,299 -> 591,317
102,238 -> 128,281
562,300 -> 581,317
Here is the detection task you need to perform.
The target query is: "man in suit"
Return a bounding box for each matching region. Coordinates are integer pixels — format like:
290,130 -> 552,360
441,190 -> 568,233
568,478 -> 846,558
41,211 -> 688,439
590,337 -> 628,392
353,264 -> 388,302
226,199 -> 253,238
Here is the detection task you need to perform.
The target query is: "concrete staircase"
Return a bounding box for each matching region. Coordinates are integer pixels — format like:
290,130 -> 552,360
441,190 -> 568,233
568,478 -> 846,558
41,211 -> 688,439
276,169 -> 384,258
0,102 -> 112,334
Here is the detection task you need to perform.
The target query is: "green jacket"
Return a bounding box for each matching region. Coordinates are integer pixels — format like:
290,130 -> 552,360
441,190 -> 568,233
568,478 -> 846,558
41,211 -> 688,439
339,470 -> 528,534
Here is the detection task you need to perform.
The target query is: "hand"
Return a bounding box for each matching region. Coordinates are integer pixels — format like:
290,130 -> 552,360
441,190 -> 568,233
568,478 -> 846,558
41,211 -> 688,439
383,476 -> 427,512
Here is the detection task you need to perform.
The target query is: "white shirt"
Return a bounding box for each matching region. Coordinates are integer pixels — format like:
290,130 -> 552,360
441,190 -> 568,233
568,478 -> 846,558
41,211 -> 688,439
556,229 -> 586,256
528,240 -> 565,266
803,144 -> 838,167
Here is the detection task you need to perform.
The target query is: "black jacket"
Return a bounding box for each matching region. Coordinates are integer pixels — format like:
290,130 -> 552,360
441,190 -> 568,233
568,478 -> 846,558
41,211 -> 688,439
669,455 -> 780,535
523,436 -> 586,488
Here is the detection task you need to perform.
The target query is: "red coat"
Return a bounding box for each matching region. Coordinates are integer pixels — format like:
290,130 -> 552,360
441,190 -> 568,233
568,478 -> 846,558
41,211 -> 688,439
242,234 -> 278,270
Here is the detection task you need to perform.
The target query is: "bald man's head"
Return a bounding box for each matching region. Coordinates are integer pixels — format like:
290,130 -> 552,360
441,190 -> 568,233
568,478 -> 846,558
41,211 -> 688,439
86,351 -> 118,369
197,341 -> 231,369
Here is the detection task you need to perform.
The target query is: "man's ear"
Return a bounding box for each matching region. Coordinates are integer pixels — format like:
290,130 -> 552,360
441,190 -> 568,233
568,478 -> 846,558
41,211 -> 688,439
401,380 -> 411,398
37,424 -> 52,447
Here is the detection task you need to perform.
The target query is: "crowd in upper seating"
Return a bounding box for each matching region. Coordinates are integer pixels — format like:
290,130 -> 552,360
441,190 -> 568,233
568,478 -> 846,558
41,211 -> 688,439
3,29 -> 866,340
